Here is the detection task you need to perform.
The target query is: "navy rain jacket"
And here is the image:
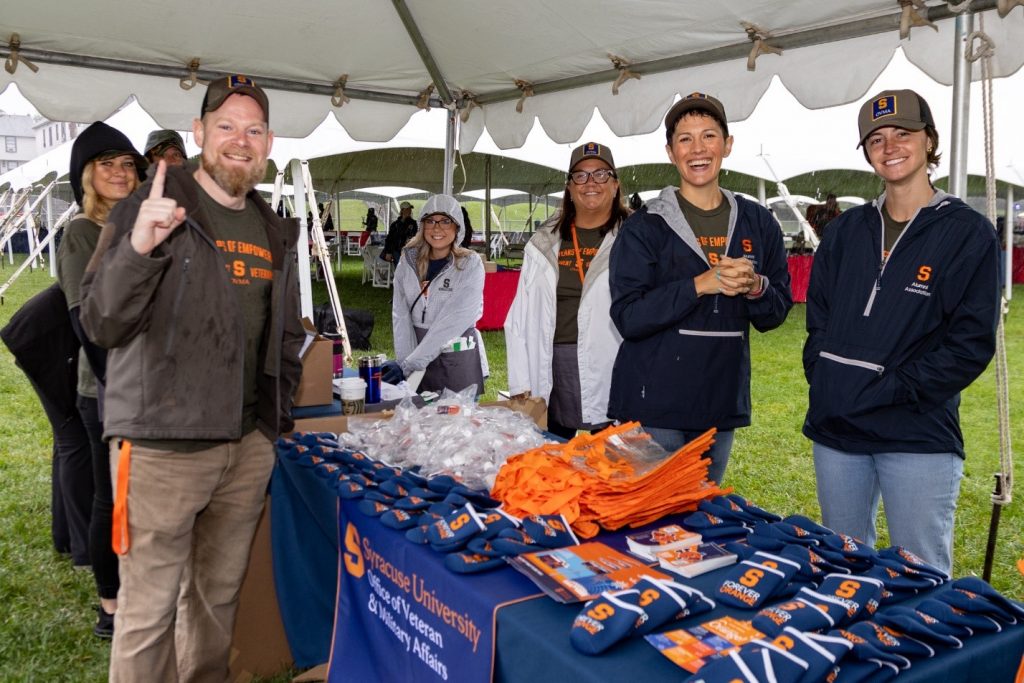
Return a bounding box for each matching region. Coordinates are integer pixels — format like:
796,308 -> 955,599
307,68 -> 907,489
802,191 -> 1000,457
608,187 -> 792,430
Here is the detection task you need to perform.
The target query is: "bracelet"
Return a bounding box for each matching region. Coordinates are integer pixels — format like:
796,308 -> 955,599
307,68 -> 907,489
746,275 -> 766,299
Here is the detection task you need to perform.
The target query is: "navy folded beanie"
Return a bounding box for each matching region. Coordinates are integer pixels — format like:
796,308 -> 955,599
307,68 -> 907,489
69,122 -> 147,205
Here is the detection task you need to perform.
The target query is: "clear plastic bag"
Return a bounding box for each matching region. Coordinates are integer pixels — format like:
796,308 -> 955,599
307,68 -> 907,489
337,387 -> 547,490
563,423 -> 673,481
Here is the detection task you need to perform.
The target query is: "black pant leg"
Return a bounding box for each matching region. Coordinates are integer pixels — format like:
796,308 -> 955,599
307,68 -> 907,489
36,390 -> 93,566
51,443 -> 71,554
77,395 -> 119,599
545,414 -> 578,441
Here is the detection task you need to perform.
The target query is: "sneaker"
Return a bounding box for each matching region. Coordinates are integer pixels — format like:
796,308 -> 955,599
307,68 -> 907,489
94,606 -> 114,640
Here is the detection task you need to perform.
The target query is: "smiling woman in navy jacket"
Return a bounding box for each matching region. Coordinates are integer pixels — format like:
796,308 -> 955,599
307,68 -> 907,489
803,90 -> 1000,576
608,93 -> 792,484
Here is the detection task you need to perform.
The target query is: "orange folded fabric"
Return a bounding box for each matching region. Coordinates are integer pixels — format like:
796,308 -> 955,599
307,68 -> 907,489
491,423 -> 729,538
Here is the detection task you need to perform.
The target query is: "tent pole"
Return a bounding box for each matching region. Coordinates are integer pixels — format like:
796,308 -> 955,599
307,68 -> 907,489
335,193 -> 342,273
485,156 -> 492,249
757,178 -> 767,207
949,12 -> 973,199
291,159 -> 314,320
1006,185 -> 1014,302
46,191 -> 56,277
443,108 -> 458,195
390,0 -> 454,105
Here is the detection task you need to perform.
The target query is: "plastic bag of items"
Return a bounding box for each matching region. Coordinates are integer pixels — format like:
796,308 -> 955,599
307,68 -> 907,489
337,386 -> 547,490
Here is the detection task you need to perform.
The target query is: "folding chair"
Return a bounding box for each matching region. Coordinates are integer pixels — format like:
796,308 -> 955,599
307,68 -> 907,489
372,256 -> 394,288
361,247 -> 378,285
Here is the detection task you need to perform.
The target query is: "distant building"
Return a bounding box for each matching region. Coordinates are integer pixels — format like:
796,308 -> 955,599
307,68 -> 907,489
0,113 -> 37,174
34,119 -> 79,154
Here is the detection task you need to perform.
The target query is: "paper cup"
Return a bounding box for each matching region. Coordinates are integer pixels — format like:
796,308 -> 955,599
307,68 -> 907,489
339,377 -> 366,415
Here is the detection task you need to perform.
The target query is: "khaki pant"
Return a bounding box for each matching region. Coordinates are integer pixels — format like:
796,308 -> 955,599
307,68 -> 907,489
108,430 -> 275,683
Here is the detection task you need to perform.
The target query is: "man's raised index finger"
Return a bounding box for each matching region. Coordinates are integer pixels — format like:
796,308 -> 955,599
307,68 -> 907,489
148,159 -> 167,200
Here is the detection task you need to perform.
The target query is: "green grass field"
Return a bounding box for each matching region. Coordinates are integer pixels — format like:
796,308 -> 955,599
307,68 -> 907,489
332,198 -> 551,235
0,253 -> 1021,681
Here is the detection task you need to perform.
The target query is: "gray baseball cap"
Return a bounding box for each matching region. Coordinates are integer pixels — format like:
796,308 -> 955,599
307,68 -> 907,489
568,142 -> 616,173
857,89 -> 934,148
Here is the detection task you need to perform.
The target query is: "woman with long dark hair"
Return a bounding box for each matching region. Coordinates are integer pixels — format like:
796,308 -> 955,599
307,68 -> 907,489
505,142 -> 630,438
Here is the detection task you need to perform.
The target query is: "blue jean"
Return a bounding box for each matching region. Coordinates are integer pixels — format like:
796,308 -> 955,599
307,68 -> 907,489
643,427 -> 735,485
812,442 -> 962,576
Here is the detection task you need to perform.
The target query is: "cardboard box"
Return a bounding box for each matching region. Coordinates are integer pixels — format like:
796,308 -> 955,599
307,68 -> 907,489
292,413 -> 382,436
293,319 -> 334,407
483,260 -> 498,273
482,396 -> 547,431
230,500 -> 294,680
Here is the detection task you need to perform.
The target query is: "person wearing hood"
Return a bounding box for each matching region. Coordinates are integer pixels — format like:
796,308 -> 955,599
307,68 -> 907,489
804,90 -> 1000,575
59,121 -> 147,638
608,93 -> 792,484
143,129 -> 187,167
505,142 -> 629,438
384,194 -> 488,394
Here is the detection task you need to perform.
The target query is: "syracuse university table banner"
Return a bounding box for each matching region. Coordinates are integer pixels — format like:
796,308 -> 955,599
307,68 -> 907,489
329,498 -> 541,682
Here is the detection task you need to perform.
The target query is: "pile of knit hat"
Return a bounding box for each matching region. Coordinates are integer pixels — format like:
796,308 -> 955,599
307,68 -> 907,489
277,431 -> 578,574
491,424 -> 729,538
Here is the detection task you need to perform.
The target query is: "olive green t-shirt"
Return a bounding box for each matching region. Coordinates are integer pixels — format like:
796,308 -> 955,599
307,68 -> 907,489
135,191 -> 272,452
554,226 -> 603,344
57,216 -> 102,398
677,191 -> 730,265
881,204 -> 909,258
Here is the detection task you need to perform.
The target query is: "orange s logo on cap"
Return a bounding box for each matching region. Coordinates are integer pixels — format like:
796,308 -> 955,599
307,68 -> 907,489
872,96 -> 897,121
917,265 -> 932,282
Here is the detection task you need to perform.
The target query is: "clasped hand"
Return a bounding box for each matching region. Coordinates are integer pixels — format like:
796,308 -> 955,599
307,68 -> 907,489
695,256 -> 758,297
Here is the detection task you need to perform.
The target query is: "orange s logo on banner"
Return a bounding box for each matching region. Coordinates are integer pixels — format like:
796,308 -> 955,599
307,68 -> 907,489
917,265 -> 932,282
343,523 -> 365,578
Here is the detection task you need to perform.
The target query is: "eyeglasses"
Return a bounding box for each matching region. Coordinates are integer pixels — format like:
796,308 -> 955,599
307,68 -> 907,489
568,169 -> 617,185
422,217 -> 456,227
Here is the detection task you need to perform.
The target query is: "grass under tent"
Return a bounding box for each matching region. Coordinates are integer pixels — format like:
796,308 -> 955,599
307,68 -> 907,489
0,253 -> 1021,682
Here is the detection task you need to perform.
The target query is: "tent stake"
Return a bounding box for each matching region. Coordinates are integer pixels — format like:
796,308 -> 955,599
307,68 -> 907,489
982,474 -> 1004,582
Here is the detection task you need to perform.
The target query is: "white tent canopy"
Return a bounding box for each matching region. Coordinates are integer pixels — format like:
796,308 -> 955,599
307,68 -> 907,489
2,1 -> 1022,149
5,48 -> 1023,193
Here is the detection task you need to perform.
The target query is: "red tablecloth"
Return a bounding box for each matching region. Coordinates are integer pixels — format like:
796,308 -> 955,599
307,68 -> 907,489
1013,247 -> 1024,284
788,253 -> 813,304
477,270 -> 520,330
